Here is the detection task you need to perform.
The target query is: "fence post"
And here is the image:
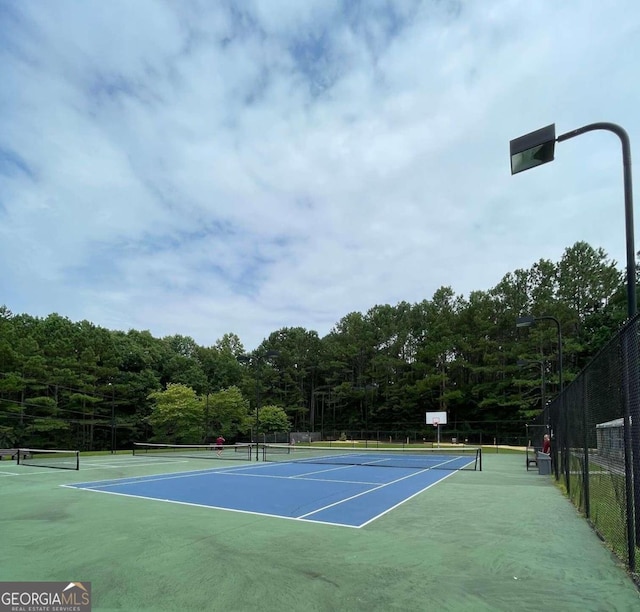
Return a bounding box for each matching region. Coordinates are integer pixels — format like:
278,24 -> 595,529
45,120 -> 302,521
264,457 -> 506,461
622,329 -> 636,571
582,373 -> 590,519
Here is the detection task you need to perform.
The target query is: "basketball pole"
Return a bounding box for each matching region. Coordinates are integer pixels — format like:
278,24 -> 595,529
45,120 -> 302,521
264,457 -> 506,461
426,412 -> 446,448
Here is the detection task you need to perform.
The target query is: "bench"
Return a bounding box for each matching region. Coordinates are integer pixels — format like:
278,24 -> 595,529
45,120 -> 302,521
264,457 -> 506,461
0,448 -> 30,461
526,446 -> 540,470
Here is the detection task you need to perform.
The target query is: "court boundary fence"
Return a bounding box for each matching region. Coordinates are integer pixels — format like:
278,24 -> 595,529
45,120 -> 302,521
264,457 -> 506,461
532,313 -> 640,579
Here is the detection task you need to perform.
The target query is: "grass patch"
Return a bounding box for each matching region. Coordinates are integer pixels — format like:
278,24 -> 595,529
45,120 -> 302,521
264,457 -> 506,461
563,453 -> 636,567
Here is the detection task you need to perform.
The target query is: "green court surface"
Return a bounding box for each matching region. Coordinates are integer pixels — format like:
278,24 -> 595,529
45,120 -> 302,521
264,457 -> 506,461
1,451 -> 638,612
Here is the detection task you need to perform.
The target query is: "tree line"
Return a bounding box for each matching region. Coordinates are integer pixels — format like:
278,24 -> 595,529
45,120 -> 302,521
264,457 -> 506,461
0,241 -> 632,450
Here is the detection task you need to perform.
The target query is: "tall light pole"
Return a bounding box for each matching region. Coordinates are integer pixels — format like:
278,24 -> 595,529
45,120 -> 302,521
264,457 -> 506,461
516,316 -> 562,394
511,122 -> 638,556
238,350 -> 280,460
312,385 -> 335,441
516,315 -> 563,483
517,358 -> 546,414
108,382 -> 115,454
204,387 -> 210,443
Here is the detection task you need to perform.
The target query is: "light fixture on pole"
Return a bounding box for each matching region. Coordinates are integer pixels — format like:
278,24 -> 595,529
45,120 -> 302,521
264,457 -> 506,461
510,122 -> 636,318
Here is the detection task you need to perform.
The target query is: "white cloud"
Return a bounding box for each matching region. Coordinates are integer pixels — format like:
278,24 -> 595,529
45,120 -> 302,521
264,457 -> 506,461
1,0 -> 639,349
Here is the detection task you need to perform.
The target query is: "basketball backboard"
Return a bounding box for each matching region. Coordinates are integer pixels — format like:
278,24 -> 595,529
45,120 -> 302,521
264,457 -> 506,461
425,411 -> 447,425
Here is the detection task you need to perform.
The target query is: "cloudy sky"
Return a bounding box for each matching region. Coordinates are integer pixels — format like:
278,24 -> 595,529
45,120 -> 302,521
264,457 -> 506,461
1,1 -> 639,350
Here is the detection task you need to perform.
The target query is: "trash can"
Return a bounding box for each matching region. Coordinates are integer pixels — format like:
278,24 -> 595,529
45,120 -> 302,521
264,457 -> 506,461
537,452 -> 551,475
451,438 -> 457,444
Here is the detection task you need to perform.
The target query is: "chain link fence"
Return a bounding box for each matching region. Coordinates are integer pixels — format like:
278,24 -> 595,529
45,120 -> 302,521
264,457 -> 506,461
533,314 -> 640,577
296,422 -> 528,447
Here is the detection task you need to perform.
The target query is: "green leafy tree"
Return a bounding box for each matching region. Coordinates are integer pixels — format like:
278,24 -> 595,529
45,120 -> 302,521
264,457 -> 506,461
22,395 -> 71,447
148,383 -> 203,443
415,287 -> 463,415
557,242 -> 622,321
215,333 -> 245,356
198,344 -> 246,393
261,327 -> 322,429
205,386 -> 250,440
258,404 -> 290,435
160,335 -> 208,393
529,258 -> 558,311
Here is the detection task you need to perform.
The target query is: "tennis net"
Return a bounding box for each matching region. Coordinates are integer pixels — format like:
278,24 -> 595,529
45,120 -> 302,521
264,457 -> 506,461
262,444 -> 482,471
133,442 -> 253,461
17,448 -> 80,470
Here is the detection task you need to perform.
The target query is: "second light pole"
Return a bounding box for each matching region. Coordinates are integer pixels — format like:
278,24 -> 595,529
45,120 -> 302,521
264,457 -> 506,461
238,349 -> 280,459
517,358 -> 546,413
517,315 -> 564,485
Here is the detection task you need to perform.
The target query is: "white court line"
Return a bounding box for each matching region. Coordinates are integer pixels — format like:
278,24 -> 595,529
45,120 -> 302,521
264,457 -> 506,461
0,459 -> 190,477
359,471 -> 459,528
210,471 -> 381,486
70,459 -> 418,489
65,461 -> 386,489
311,456 -> 475,471
62,461 -> 265,488
1,469 -> 75,477
291,463 -> 367,478
297,466 -> 437,519
274,452 -> 475,471
80,460 -> 183,468
62,485 -> 361,528
80,462 -> 157,469
69,458 -> 451,490
258,461 -> 391,484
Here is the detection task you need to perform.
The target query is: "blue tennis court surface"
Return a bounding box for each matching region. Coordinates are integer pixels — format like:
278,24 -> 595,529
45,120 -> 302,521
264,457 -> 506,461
62,459 -> 465,527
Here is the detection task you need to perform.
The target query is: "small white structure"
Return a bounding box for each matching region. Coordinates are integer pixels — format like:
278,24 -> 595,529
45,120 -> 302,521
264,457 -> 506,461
595,417 -> 624,461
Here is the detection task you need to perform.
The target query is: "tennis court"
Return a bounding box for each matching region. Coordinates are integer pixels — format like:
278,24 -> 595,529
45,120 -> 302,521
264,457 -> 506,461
1,447 -> 639,611
63,445 -> 480,528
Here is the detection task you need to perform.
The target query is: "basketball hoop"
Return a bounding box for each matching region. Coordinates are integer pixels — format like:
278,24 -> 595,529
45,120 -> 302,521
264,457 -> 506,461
432,418 -> 440,427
